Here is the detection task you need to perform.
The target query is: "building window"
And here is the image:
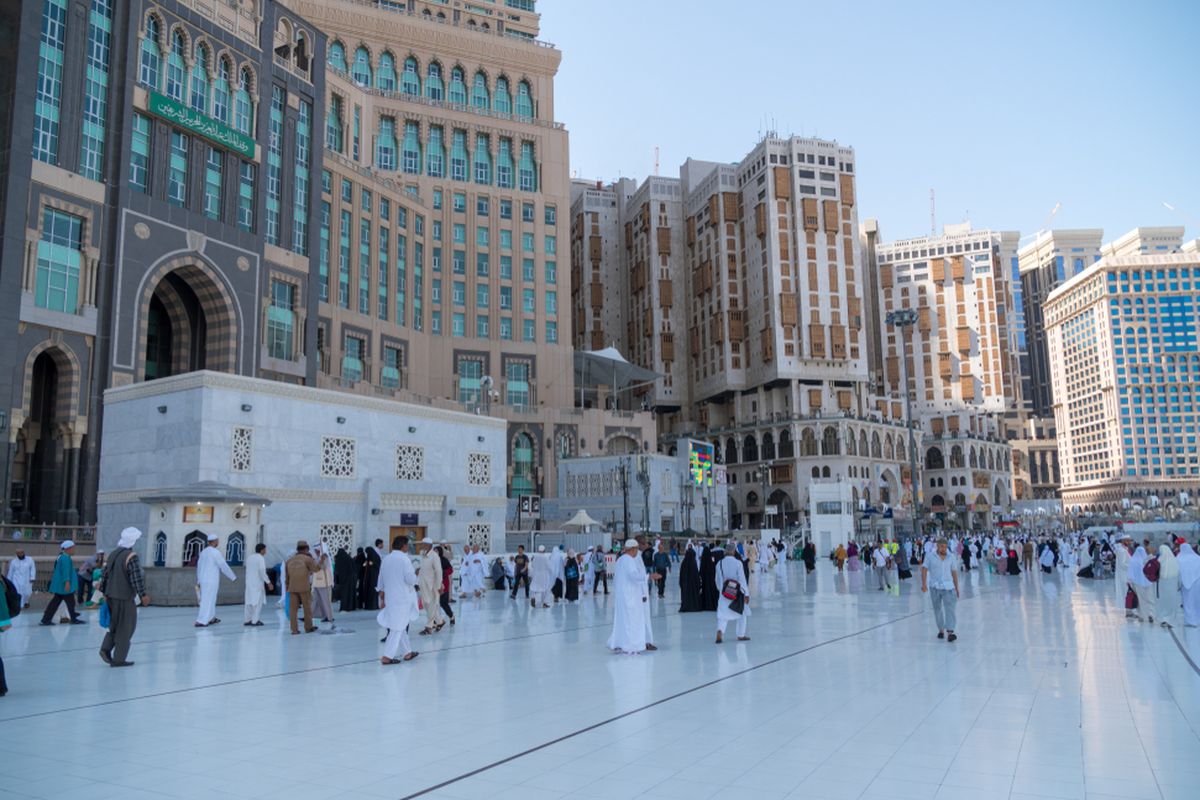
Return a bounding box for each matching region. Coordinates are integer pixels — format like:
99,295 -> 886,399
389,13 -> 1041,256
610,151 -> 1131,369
292,100 -> 312,254
515,80 -> 533,118
546,321 -> 557,343
318,201 -> 330,301
544,235 -> 556,255
476,284 -> 490,309
377,51 -> 396,91
511,434 -> 533,495
425,61 -> 443,100
35,208 -> 83,314
338,210 -> 351,307
165,29 -> 186,101
522,288 -> 535,313
494,76 -> 512,114
321,436 -> 357,478
129,113 -> 151,192
79,0 -> 113,180
395,443 -> 424,480
375,116 -> 396,170
477,314 -> 489,338
522,258 -> 535,281
401,56 -> 420,95
342,335 -> 364,383
523,319 -> 535,342
265,87 -> 284,245
506,361 -> 530,408
327,41 -> 347,71
471,71 -> 490,109
382,345 -> 404,388
500,317 -> 513,340
203,147 -> 222,220
546,291 -> 557,315
496,138 -> 514,189
190,42 -> 210,112
426,125 -> 445,178
450,129 -> 468,181
327,94 -> 344,153
352,46 -> 372,85
501,255 -> 512,280
267,279 -> 295,361
402,121 -> 421,174
139,15 -> 162,89
500,286 -> 512,310
545,206 -> 556,226
522,202 -> 535,223
545,261 -> 556,284
167,131 -> 189,206
358,218 -> 370,314
234,67 -> 254,135
377,226 -> 389,320
396,233 -> 408,325
452,312 -> 465,337
237,161 -> 255,231
458,357 -> 482,404
452,281 -> 465,305
32,0 -> 68,164
213,57 -> 231,124
449,67 -> 467,104
474,134 -> 492,184
519,142 -> 537,192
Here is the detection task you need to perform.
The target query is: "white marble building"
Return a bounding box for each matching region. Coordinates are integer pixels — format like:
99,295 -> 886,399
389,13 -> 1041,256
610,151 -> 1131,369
97,371 -> 507,568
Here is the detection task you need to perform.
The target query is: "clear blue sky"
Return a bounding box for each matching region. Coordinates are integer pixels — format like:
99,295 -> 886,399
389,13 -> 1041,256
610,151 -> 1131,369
540,0 -> 1200,244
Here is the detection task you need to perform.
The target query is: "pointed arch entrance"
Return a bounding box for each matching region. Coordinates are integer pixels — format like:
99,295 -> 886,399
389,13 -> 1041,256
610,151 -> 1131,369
137,260 -> 239,381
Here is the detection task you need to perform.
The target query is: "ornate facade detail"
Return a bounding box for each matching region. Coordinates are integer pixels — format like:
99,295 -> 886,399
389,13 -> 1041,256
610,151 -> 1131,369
318,523 -> 354,554
466,522 -> 491,551
231,425 -> 253,472
467,452 -> 491,486
321,436 -> 356,478
395,443 -> 424,481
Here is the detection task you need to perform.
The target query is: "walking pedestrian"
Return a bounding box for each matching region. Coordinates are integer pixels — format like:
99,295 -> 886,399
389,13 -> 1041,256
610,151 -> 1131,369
310,543 -> 335,622
590,546 -> 608,595
510,545 -> 532,599
97,528 -> 151,667
243,543 -> 273,626
873,543 -> 892,590
921,538 -> 960,642
714,546 -> 750,644
652,542 -> 671,598
436,543 -> 456,626
377,536 -> 419,665
39,541 -> 85,626
417,540 -> 445,635
6,550 -> 35,609
194,535 -> 236,627
77,550 -> 104,605
607,540 -> 653,655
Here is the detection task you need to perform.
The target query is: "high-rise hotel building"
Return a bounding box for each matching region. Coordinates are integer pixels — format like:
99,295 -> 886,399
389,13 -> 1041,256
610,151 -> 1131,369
272,0 -> 654,500
1045,230 -> 1196,512
871,224 -> 1018,527
574,137 -> 913,530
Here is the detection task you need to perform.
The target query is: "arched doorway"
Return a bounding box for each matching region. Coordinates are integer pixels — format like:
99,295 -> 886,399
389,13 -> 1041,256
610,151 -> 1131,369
139,262 -> 239,381
605,434 -> 638,455
25,352 -> 62,523
183,531 -> 208,567
512,432 -> 536,496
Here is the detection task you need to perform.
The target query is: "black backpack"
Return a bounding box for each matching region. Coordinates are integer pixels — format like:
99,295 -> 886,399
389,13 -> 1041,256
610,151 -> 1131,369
3,575 -> 21,618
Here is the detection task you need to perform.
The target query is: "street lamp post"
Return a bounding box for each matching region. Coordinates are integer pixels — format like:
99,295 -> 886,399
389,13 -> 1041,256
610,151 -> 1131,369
636,455 -> 651,533
619,458 -> 631,538
886,308 -> 923,542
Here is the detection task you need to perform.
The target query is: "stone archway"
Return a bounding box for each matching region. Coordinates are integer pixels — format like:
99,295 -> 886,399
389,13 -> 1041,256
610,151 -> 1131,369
11,343 -> 84,523
136,258 -> 240,381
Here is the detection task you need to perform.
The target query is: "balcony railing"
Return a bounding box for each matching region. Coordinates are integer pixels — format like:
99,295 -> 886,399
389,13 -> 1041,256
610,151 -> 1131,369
334,0 -> 557,49
1,524 -> 96,543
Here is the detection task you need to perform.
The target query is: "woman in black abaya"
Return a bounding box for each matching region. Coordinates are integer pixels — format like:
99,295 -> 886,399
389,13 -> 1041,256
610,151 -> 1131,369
678,545 -> 702,612
334,547 -> 359,612
699,544 -> 719,611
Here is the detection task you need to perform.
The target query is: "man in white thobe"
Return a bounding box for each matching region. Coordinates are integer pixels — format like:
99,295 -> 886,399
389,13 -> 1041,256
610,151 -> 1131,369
714,546 -> 750,643
607,539 -> 655,654
1115,537 -> 1132,616
469,546 -> 488,596
195,535 -> 236,627
529,545 -> 555,608
243,543 -> 272,626
417,541 -> 444,635
550,546 -> 566,602
377,536 -> 420,664
6,550 -> 36,608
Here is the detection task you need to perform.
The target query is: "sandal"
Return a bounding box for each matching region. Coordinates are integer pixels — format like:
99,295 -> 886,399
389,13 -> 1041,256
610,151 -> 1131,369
737,636 -> 751,641
419,628 -> 432,636
402,652 -> 419,662
381,657 -> 402,666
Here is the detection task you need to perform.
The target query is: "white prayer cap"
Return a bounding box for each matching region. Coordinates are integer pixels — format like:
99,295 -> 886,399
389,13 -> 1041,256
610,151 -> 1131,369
206,533 -> 219,542
118,527 -> 143,548
538,545 -> 546,552
61,539 -> 76,549
623,539 -> 638,549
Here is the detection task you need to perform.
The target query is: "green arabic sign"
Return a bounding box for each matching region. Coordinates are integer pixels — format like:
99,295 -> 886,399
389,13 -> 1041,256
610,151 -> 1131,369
147,91 -> 256,159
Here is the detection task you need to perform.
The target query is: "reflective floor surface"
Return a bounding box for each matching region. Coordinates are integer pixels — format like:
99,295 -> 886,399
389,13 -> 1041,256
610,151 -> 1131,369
1,560 -> 1198,800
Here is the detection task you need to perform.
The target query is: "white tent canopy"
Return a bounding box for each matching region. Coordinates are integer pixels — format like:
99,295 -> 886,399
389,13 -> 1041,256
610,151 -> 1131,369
562,509 -> 602,529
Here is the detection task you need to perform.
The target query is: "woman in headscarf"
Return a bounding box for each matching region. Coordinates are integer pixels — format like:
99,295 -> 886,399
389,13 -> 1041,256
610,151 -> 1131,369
1128,545 -> 1154,622
1156,543 -> 1180,628
563,549 -> 580,603
1039,544 -> 1055,574
699,544 -> 719,611
846,541 -> 861,572
1006,545 -> 1021,575
353,547 -> 368,607
678,545 -> 702,612
802,540 -> 817,574
334,547 -> 358,612
1178,543 -> 1200,627
834,543 -> 847,573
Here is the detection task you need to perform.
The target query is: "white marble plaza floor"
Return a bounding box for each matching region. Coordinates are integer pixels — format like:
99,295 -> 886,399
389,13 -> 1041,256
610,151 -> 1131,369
1,560 -> 1199,800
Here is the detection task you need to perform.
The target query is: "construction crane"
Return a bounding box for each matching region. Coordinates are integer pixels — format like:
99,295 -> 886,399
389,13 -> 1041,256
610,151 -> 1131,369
1018,202 -> 1062,245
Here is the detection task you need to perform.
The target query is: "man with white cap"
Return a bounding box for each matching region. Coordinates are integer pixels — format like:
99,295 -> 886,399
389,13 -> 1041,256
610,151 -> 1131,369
607,539 -> 654,654
195,534 -> 236,627
377,535 -> 419,664
98,528 -> 151,666
528,545 -> 555,608
40,540 -> 85,626
6,549 -> 35,609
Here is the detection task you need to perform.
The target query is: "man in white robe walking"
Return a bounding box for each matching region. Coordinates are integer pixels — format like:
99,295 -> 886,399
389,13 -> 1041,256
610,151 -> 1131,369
607,539 -> 657,654
6,550 -> 36,609
417,540 -> 444,635
529,545 -> 555,608
714,546 -> 750,643
377,536 -> 419,664
243,543 -> 273,626
195,535 -> 236,627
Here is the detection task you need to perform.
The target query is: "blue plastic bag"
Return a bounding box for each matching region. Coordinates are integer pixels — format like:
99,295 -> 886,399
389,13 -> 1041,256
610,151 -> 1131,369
98,601 -> 110,629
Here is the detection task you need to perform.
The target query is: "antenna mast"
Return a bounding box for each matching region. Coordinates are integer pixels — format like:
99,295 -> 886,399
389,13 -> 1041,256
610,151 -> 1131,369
654,146 -> 659,177
930,189 -> 936,236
